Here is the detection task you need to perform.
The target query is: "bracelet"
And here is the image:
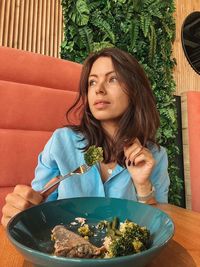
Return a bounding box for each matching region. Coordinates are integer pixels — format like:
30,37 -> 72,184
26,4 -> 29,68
136,186 -> 156,203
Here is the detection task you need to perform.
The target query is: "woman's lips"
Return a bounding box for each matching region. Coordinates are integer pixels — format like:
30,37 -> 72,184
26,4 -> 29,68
94,100 -> 110,109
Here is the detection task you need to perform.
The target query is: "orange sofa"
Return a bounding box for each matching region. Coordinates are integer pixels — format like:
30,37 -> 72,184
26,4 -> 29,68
0,46 -> 82,218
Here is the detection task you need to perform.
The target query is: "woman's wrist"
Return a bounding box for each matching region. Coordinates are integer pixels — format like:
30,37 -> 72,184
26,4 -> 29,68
134,180 -> 157,204
134,180 -> 152,196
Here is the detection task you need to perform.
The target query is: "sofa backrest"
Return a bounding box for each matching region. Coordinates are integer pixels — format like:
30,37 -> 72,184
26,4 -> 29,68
0,46 -> 82,217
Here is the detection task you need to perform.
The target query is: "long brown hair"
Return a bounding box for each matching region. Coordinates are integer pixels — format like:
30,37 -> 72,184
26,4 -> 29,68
67,47 -> 160,165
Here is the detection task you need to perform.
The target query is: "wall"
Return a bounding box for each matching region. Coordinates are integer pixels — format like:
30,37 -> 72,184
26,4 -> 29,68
173,0 -> 200,95
0,0 -> 63,58
173,0 -> 200,209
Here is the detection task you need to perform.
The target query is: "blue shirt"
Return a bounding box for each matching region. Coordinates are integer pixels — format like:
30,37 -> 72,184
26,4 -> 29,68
31,128 -> 170,203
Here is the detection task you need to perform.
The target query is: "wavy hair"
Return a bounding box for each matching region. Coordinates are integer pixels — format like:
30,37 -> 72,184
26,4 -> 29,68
67,47 -> 160,165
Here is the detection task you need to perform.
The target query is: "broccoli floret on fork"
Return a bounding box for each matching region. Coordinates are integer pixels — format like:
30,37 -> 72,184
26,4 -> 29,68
84,145 -> 104,166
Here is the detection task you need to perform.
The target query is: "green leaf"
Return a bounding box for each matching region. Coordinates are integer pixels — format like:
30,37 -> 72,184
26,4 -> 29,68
148,24 -> 156,62
69,0 -> 89,26
91,15 -> 115,43
78,26 -> 93,52
130,19 -> 139,49
91,42 -> 114,52
140,15 -> 151,38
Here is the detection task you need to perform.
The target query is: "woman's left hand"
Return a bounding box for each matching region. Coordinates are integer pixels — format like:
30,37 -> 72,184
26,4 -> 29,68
124,138 -> 155,193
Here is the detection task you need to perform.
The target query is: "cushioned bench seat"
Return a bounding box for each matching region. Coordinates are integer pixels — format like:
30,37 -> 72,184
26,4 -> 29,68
0,46 -> 82,218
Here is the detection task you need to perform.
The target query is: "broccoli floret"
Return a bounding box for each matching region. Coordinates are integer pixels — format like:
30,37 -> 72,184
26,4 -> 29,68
84,146 -> 104,166
105,218 -> 150,258
78,224 -> 93,237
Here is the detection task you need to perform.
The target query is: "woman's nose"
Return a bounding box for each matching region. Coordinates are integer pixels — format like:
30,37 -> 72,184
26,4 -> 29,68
96,81 -> 106,94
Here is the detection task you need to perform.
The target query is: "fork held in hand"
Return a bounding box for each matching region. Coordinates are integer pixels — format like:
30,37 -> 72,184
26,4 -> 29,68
40,164 -> 91,196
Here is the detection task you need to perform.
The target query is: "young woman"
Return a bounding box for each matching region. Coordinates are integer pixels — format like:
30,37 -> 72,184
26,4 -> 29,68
1,47 -> 170,227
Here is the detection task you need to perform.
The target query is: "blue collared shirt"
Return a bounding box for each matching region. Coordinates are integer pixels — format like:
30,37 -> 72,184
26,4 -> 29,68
31,128 -> 170,203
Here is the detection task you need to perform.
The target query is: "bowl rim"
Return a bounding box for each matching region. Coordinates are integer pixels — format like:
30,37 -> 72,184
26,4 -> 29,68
6,197 -> 175,263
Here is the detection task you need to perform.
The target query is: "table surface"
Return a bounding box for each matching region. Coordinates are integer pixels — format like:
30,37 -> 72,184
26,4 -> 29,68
0,203 -> 200,267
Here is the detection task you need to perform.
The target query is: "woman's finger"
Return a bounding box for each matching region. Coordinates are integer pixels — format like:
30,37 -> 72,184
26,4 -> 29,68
5,192 -> 33,210
129,151 -> 155,167
14,184 -> 43,205
1,215 -> 11,228
2,202 -> 25,219
124,139 -> 142,159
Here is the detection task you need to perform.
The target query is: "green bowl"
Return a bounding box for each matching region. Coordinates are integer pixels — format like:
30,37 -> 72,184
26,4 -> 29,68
7,197 -> 174,267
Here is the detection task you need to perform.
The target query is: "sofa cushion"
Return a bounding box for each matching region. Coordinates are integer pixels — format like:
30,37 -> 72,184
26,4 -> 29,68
0,129 -> 52,187
0,80 -> 80,131
0,46 -> 82,220
0,46 -> 82,91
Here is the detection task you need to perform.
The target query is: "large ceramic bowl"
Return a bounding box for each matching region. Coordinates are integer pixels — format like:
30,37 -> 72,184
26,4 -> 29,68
7,197 -> 174,267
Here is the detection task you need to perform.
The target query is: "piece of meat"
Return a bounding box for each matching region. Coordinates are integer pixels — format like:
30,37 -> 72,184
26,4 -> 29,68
51,225 -> 103,258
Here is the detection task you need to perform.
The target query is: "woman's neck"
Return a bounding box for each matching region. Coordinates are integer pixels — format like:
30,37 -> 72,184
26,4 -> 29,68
101,121 -> 118,139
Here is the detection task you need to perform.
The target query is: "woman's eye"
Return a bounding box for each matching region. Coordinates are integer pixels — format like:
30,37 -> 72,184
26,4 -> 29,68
109,76 -> 118,83
89,80 -> 96,87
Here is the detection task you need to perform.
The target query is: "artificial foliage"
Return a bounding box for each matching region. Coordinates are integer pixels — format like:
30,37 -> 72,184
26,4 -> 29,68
61,0 -> 183,205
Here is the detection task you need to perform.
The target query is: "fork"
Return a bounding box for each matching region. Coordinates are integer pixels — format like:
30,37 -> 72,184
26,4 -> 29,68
40,164 -> 91,196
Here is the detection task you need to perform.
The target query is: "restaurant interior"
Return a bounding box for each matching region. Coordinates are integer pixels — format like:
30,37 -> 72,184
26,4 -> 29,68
0,1 -> 200,267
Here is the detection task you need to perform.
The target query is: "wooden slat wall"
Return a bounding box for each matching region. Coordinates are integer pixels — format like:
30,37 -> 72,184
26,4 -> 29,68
0,0 -> 63,58
173,0 -> 200,95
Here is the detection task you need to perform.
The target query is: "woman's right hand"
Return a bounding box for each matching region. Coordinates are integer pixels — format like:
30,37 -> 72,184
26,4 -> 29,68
1,177 -> 59,228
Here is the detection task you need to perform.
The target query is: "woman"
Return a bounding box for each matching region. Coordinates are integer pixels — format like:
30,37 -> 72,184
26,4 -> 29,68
1,47 -> 170,227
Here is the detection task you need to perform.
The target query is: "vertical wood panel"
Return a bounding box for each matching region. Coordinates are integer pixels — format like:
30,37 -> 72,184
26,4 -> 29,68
27,0 -> 34,51
23,0 -> 29,50
54,0 -> 59,57
0,0 -> 63,58
49,0 -> 55,57
41,0 -> 46,55
58,2 -> 63,58
45,0 -> 51,56
3,0 -> 11,46
32,0 -> 38,52
13,0 -> 20,48
36,0 -> 42,54
18,0 -> 25,50
0,0 -> 6,46
181,94 -> 191,209
8,0 -> 15,47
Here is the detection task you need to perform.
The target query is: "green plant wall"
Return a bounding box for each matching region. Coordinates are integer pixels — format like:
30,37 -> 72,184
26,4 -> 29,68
61,0 -> 183,205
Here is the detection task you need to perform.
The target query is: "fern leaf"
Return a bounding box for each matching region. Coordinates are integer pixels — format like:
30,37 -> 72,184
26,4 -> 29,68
140,15 -> 151,38
89,2 -> 101,12
78,26 -> 93,52
91,16 -> 115,43
148,24 -> 156,62
130,20 -> 139,49
132,0 -> 143,12
91,42 -> 114,52
149,7 -> 163,19
143,0 -> 156,7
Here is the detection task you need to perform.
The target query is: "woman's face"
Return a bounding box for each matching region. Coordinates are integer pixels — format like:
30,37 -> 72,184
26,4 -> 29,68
87,57 -> 129,126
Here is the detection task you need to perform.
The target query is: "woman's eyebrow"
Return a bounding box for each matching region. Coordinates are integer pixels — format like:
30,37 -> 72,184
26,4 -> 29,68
89,71 -> 115,78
